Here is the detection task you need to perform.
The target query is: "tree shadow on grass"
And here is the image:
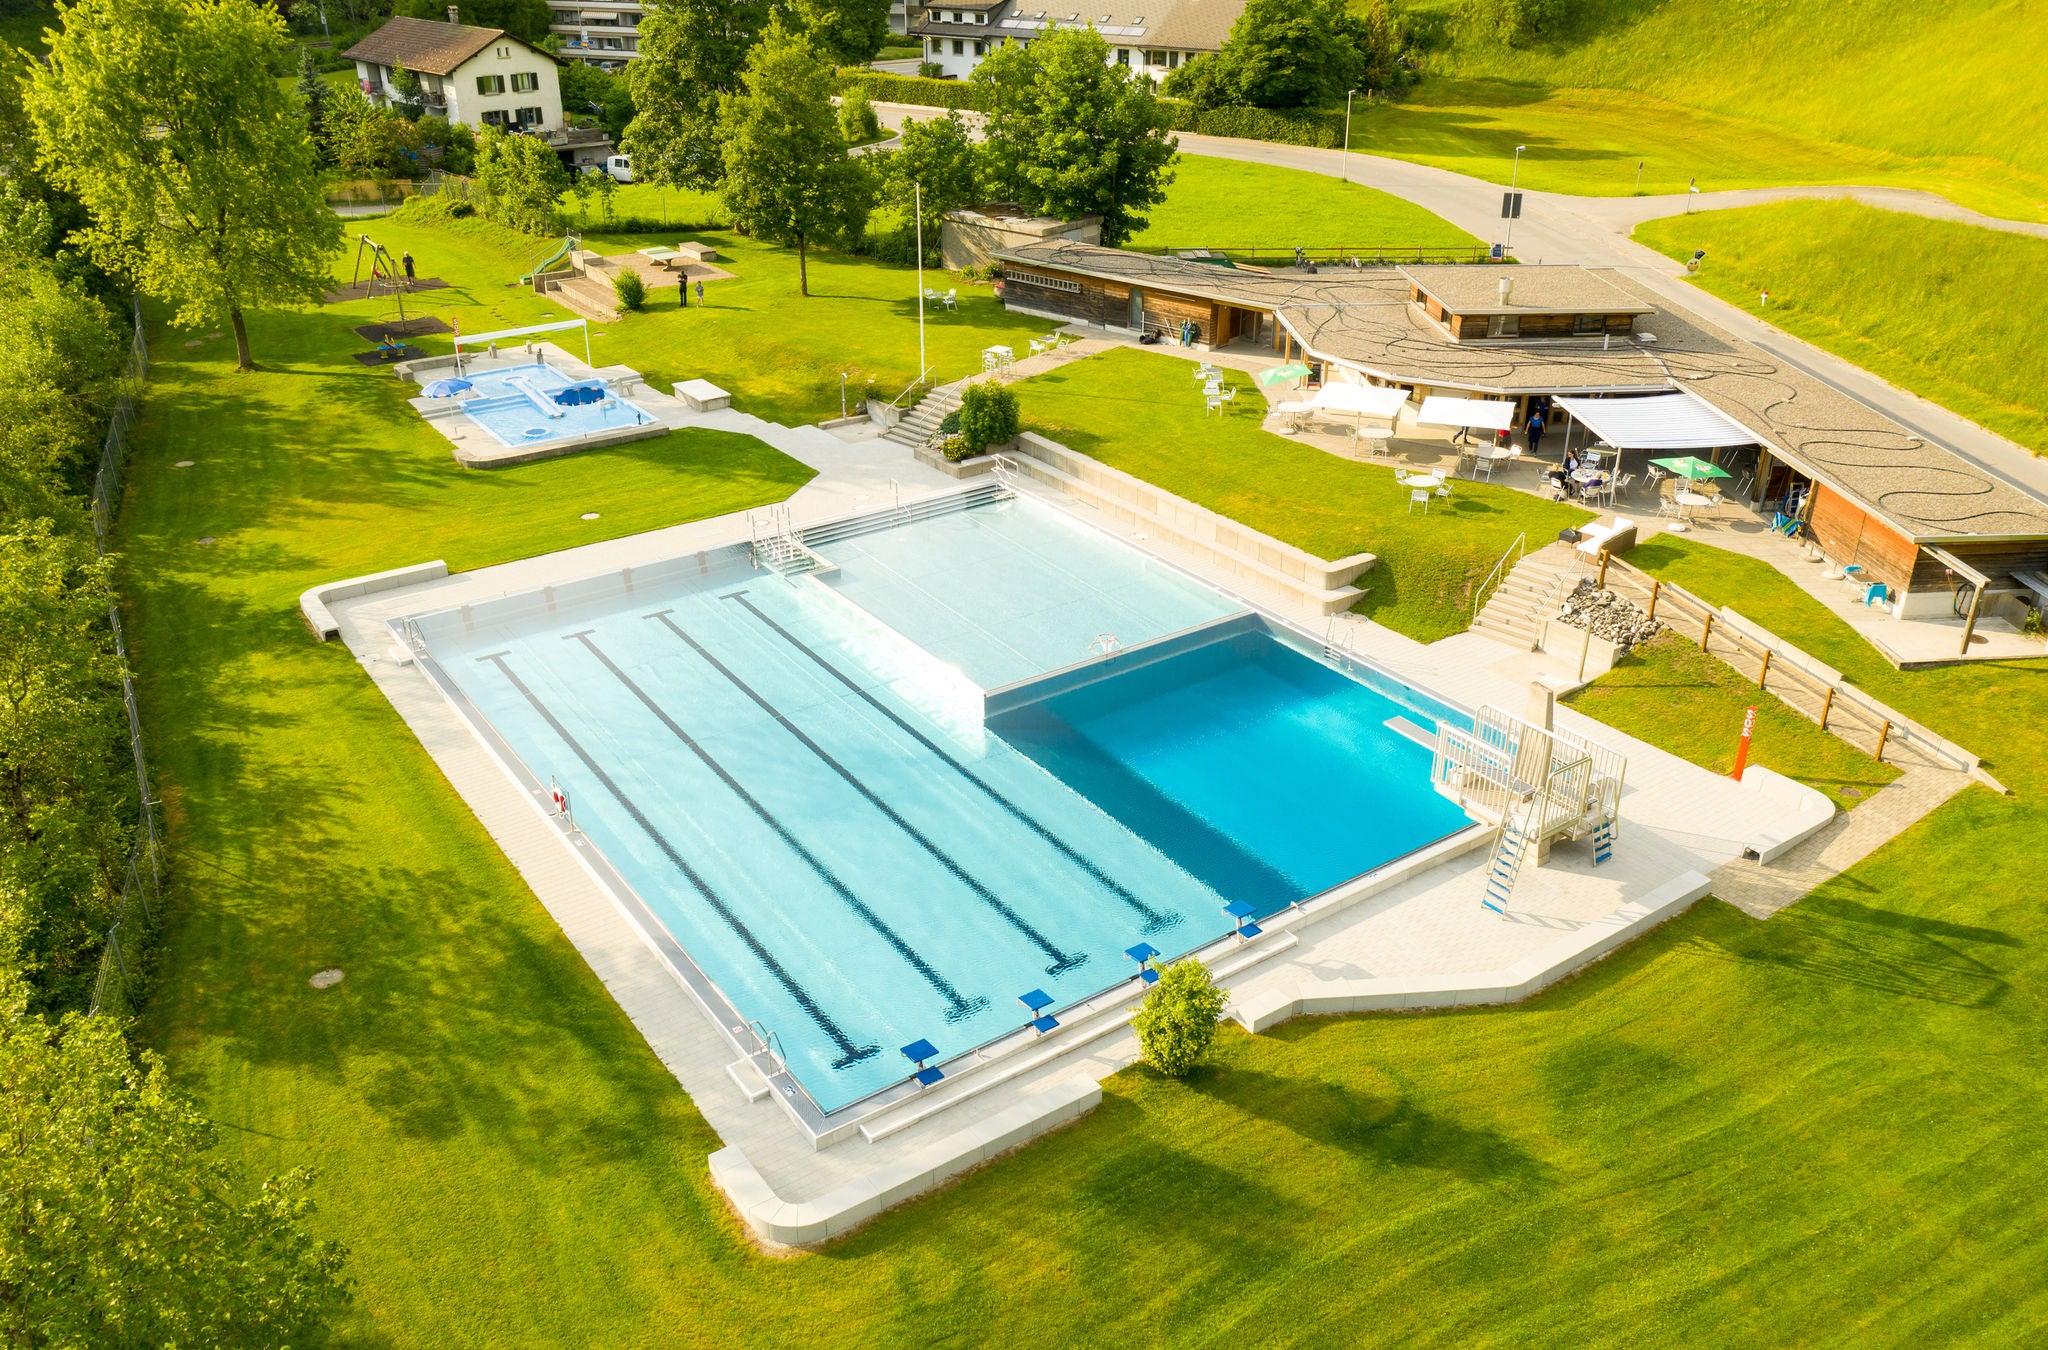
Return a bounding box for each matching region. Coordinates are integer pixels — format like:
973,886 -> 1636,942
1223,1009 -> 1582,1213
1186,1068 -> 1545,1186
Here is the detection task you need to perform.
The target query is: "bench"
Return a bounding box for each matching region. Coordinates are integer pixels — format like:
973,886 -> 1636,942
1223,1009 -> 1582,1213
1575,516 -> 1638,557
674,378 -> 731,412
675,241 -> 718,263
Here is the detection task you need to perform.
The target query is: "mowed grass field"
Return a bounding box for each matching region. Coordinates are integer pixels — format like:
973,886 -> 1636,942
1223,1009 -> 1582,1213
1637,200 -> 2048,456
1013,347 -> 1591,640
1361,0 -> 2048,220
1126,154 -> 1482,251
121,205 -> 2048,1342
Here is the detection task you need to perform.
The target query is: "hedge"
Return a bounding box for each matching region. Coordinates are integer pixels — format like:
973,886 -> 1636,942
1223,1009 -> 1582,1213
833,70 -> 993,112
1190,104 -> 1347,148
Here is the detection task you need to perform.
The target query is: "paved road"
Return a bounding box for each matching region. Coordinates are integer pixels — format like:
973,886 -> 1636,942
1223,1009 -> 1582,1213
872,102 -> 2048,502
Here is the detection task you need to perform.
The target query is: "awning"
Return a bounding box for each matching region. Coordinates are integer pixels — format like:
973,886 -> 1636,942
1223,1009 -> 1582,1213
1551,392 -> 1756,451
1311,383 -> 1409,418
1417,395 -> 1516,432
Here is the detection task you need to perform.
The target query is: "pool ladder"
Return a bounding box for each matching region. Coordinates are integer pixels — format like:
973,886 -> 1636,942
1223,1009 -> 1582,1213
1322,616 -> 1358,670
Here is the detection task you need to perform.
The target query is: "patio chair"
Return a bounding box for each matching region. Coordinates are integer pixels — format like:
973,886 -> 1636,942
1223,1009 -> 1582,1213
1658,494 -> 1683,519
1646,466 -> 1667,492
1408,488 -> 1430,514
1436,482 -> 1453,500
1474,455 -> 1496,481
1218,385 -> 1237,403
1864,582 -> 1889,608
1205,395 -> 1223,416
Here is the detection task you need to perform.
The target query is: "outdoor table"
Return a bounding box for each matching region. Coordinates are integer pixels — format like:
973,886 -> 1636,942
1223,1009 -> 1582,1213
1671,488 -> 1715,532
1400,473 -> 1445,491
637,247 -> 680,270
1273,399 -> 1313,433
982,345 -> 1014,370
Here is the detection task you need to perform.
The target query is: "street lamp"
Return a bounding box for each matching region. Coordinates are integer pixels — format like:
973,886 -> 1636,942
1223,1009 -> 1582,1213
1504,144 -> 1527,251
1341,88 -> 1358,183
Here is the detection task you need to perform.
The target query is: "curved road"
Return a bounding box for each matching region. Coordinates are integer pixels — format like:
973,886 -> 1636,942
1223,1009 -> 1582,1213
875,101 -> 2048,504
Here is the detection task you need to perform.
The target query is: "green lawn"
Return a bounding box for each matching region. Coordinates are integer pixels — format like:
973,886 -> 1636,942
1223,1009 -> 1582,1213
122,220 -> 2048,1342
1128,154 -> 1482,251
1565,632 -> 1900,811
353,208 -> 1047,423
1636,201 -> 2048,456
1014,347 -> 1589,640
1355,0 -> 2048,222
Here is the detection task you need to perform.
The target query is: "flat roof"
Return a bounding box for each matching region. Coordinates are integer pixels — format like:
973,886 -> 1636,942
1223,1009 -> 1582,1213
1399,265 -> 1654,317
993,241 -> 2048,543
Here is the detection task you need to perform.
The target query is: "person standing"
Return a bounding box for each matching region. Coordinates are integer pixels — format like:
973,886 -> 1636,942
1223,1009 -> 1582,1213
401,249 -> 415,282
694,278 -> 705,307
1526,408 -> 1547,459
678,271 -> 688,308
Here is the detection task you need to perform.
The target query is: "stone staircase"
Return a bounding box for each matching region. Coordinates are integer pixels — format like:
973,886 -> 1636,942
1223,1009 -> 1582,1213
881,383 -> 963,449
1472,543 -> 1584,651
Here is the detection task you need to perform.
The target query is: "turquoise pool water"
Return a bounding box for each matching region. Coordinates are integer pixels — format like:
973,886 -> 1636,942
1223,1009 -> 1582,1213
457,362 -> 656,447
416,498 -> 1468,1113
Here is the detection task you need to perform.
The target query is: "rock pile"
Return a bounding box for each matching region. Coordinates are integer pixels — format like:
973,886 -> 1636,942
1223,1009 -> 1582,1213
1556,580 -> 1663,651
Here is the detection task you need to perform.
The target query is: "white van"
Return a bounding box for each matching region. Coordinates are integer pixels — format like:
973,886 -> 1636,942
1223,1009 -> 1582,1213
603,154 -> 633,183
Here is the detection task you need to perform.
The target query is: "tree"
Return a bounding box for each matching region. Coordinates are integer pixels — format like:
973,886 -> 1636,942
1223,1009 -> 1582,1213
622,0 -> 770,191
559,58 -> 636,141
786,0 -> 890,67
972,27 -> 1176,247
877,111 -> 981,254
956,381 -> 1018,455
0,984 -> 352,1345
25,0 -> 342,371
1162,0 -> 1370,110
388,60 -> 426,120
837,84 -> 880,144
471,125 -> 572,234
1462,0 -> 1564,48
612,266 -> 646,311
324,85 -> 427,180
1131,958 -> 1228,1077
0,263 -> 131,512
295,45 -> 332,157
0,522 -> 128,1008
395,0 -> 554,43
718,20 -> 875,295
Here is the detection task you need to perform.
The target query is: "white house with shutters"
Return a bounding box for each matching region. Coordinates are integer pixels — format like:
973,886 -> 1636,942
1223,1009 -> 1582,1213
346,12 -> 565,135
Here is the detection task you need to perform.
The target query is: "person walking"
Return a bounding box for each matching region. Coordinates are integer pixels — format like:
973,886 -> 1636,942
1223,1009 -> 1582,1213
1526,408 -> 1547,459
401,250 -> 416,283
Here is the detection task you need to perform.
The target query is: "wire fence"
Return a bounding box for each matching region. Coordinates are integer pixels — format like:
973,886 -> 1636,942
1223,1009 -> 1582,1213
87,298 -> 162,1018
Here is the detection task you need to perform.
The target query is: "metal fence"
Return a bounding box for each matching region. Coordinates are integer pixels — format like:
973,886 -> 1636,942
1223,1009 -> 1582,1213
87,299 -> 162,1017
1134,244 -> 1500,267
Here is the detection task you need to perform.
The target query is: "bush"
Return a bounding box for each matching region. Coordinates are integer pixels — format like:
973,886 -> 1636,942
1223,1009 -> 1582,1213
834,69 -> 992,113
1195,104 -> 1347,148
957,381 -> 1019,454
1131,958 -> 1228,1077
938,409 -> 962,436
838,86 -> 882,144
940,433 -> 972,462
612,268 -> 646,311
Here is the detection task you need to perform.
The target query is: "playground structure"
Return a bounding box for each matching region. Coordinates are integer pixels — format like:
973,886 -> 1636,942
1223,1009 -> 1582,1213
347,233 -> 415,323
1429,705 -> 1627,914
520,234 -> 582,289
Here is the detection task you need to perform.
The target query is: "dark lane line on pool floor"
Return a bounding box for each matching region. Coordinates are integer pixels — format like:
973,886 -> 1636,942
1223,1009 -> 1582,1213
723,590 -> 1184,935
645,609 -> 1089,978
478,651 -> 881,1068
567,631 -> 990,1026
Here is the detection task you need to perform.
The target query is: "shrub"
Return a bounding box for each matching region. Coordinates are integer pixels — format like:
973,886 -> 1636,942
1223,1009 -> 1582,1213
834,69 -> 992,113
957,381 -> 1019,454
1195,105 -> 1346,148
938,408 -> 962,436
838,86 -> 882,144
612,268 -> 646,311
1132,958 -> 1228,1077
940,433 -> 972,462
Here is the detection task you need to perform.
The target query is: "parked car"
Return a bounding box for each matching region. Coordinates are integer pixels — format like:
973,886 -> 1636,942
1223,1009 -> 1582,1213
603,154 -> 633,183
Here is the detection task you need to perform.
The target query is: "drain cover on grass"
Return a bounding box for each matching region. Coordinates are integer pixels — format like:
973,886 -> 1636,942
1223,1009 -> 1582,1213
309,968 -> 344,989
1840,786 -> 1864,799
196,536 -> 216,546
175,460 -> 195,468
581,512 -> 600,520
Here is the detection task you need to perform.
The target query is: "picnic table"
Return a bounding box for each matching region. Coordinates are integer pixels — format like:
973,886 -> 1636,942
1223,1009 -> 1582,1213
1669,488 -> 1715,532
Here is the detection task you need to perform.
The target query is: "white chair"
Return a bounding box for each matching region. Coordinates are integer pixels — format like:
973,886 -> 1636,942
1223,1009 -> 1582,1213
943,289 -> 957,311
982,350 -> 1001,373
1407,488 -> 1430,515
1205,395 -> 1223,416
1217,385 -> 1237,403
1436,483 -> 1453,500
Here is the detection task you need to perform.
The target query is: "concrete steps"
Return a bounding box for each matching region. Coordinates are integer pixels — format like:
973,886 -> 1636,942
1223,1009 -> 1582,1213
1473,543 -> 1581,650
881,384 -> 964,449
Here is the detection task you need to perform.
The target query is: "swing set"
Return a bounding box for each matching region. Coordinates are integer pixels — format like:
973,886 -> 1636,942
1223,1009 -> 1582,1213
348,233 -> 412,324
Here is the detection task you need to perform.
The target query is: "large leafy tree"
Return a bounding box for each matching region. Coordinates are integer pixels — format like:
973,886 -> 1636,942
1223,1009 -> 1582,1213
878,111 -> 982,248
973,27 -> 1177,247
1168,0 -> 1364,108
25,0 -> 342,371
0,984 -> 352,1345
394,0 -> 554,43
785,0 -> 890,67
622,0 -> 770,190
718,19 -> 874,295
472,126 -> 573,234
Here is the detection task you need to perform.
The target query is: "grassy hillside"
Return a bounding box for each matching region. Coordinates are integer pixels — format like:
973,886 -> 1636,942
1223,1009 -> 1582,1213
1354,0 -> 2048,220
1636,200 -> 2048,455
1129,155 -> 1481,251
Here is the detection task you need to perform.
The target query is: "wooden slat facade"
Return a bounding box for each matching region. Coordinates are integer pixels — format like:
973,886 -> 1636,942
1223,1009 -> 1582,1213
1808,483 -> 1918,592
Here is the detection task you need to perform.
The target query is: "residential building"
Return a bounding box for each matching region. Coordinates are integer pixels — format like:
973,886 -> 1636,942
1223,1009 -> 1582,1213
549,0 -> 645,69
344,11 -> 613,169
913,0 -> 1242,81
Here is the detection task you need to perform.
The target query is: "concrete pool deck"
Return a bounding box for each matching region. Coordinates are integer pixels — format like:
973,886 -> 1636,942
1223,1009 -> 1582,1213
319,424 -> 1922,1248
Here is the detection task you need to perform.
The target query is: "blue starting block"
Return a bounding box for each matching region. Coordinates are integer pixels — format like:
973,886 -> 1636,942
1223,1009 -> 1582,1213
1018,988 -> 1059,1034
1126,942 -> 1161,984
900,1038 -> 944,1087
1224,899 -> 1263,940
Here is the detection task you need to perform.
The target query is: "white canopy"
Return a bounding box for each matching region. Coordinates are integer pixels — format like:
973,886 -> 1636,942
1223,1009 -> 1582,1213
1417,395 -> 1516,432
1311,383 -> 1410,418
1551,392 -> 1756,451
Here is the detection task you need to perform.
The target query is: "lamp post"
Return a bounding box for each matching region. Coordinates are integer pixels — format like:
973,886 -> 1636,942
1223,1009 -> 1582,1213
1504,144 -> 1526,251
1342,88 -> 1357,183
915,181 -> 927,384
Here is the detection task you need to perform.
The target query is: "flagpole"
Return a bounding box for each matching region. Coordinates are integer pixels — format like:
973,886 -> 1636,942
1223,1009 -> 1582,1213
915,181 -> 926,382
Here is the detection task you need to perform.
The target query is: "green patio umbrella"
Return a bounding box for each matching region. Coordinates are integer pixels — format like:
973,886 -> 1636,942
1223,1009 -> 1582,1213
1650,455 -> 1732,481
1256,362 -> 1312,387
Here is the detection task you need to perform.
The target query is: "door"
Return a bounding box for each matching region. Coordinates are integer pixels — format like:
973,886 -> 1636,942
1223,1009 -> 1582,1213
1128,286 -> 1144,332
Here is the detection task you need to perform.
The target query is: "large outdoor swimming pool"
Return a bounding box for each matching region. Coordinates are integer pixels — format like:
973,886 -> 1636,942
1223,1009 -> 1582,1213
406,494 -> 1470,1114
455,361 -> 658,447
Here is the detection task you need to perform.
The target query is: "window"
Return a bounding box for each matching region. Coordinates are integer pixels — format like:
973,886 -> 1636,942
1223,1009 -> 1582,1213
1167,51 -> 1180,67
476,74 -> 505,94
511,70 -> 539,92
1115,47 -> 1128,63
1144,49 -> 1165,64
481,108 -> 510,127
516,105 -> 543,126
1487,315 -> 1520,338
973,39 -> 984,53
952,38 -> 964,52
1573,313 -> 1604,335
974,10 -> 985,20
496,44 -> 511,58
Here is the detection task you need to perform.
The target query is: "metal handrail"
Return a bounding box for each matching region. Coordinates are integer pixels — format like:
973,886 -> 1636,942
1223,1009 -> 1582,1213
1471,532 -> 1526,616
885,367 -> 936,411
